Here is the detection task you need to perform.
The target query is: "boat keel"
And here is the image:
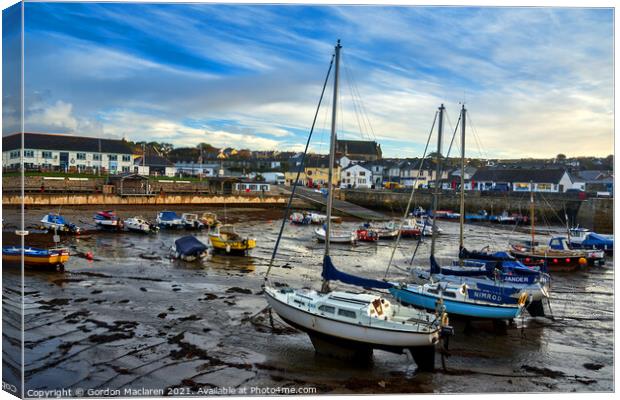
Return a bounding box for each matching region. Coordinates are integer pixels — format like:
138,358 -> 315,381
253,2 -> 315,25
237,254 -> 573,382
526,299 -> 546,317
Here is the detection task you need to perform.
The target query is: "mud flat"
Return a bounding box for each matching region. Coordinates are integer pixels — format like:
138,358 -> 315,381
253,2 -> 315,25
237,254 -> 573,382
2,209 -> 613,394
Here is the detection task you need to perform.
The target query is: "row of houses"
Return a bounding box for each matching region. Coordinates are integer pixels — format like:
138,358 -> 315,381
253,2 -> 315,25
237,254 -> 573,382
2,133 -> 612,194
339,159 -> 612,194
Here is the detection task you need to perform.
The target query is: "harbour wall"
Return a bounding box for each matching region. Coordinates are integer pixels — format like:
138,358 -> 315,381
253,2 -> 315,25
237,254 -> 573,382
2,193 -> 292,207
341,189 -> 613,233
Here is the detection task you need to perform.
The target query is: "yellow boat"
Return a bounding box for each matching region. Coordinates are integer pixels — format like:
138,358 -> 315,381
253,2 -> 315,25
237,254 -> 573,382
208,225 -> 256,255
2,246 -> 70,269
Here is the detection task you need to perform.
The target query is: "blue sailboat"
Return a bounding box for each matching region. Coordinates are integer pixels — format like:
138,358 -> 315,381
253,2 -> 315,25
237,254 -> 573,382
390,104 -> 527,320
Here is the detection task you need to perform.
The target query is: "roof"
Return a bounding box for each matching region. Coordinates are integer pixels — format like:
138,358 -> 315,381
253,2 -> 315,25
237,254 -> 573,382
3,132 -> 134,154
341,163 -> 372,172
336,139 -> 381,156
134,154 -> 174,167
471,168 -> 569,183
577,170 -> 612,182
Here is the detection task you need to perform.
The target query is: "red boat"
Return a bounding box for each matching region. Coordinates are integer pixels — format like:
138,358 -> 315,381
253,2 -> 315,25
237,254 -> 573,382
509,243 -> 588,272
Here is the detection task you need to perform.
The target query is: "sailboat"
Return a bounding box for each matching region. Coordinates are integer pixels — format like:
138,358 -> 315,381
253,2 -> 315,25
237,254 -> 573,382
390,105 -> 529,320
263,41 -> 450,371
508,188 -> 592,272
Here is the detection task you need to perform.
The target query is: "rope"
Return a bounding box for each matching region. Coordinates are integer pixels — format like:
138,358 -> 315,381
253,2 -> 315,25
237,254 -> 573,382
264,54 -> 335,285
384,111 -> 437,278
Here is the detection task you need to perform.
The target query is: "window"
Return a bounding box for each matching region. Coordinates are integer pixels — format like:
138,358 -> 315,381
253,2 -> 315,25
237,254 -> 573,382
359,171 -> 365,176
42,151 -> 53,159
337,309 -> 356,318
122,155 -> 131,162
358,178 -> 365,184
108,154 -> 118,161
514,182 -> 530,191
537,183 -> 552,191
122,166 -> 130,173
93,154 -> 101,161
346,172 -> 351,177
24,150 -> 34,158
9,151 -> 19,159
76,153 -> 86,160
318,305 -> 335,314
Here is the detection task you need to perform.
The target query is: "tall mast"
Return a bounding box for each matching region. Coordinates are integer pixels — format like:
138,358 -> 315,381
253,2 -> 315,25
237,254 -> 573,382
530,180 -> 535,247
430,104 -> 444,256
458,104 -> 466,250
321,39 -> 341,292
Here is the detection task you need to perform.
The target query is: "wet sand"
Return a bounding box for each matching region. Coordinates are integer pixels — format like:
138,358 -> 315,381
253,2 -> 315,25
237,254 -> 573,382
2,206 -> 613,394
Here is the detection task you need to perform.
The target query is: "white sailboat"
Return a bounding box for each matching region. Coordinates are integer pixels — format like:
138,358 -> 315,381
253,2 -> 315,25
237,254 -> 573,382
263,40 -> 449,371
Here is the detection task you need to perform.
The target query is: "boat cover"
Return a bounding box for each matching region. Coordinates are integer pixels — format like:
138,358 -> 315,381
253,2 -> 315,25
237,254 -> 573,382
322,255 -> 392,289
159,211 -> 180,221
44,214 -> 68,225
175,236 -> 207,256
582,232 -> 613,247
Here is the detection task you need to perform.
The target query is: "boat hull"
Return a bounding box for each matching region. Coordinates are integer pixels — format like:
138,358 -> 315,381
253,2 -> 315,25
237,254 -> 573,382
389,287 -> 522,320
265,289 -> 438,349
3,248 -> 69,268
209,236 -> 256,254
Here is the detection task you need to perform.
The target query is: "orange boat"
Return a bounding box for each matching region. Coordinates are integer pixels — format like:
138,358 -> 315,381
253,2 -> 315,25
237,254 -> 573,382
2,246 -> 70,269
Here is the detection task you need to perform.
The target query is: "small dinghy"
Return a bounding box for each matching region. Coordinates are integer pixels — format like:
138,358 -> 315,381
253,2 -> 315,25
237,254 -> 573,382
2,246 -> 70,270
181,213 -> 205,230
209,224 -> 256,255
156,211 -> 184,229
94,211 -> 123,231
171,236 -> 209,262
360,222 -> 399,240
125,217 -> 158,234
40,213 -> 81,234
314,227 -> 357,244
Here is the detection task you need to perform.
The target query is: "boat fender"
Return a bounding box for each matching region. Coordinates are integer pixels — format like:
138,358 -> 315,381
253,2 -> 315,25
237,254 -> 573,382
517,292 -> 528,306
459,284 -> 467,296
86,251 -> 94,261
441,312 -> 449,327
226,244 -> 231,253
578,257 -> 587,265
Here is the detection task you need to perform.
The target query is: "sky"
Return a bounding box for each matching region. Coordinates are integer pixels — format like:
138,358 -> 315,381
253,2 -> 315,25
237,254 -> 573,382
1,2 -> 614,158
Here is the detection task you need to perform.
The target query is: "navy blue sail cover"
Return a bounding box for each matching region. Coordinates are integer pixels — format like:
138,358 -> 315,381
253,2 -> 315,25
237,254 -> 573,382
175,236 -> 207,256
322,255 -> 392,289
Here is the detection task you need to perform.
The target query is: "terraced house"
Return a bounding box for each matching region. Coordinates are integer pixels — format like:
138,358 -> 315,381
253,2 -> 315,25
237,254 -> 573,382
2,132 -> 136,174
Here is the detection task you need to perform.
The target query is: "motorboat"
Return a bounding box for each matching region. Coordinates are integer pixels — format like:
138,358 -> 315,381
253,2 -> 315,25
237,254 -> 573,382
171,236 -> 209,262
40,213 -> 81,234
290,212 -> 312,225
156,211 -> 184,229
209,224 -> 256,254
125,217 -> 158,234
569,228 -> 613,254
181,213 -> 205,230
94,211 -> 123,230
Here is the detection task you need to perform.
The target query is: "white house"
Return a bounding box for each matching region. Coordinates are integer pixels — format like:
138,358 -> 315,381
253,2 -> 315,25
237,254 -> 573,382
471,168 -> 573,192
3,132 -> 136,174
340,164 -> 372,189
